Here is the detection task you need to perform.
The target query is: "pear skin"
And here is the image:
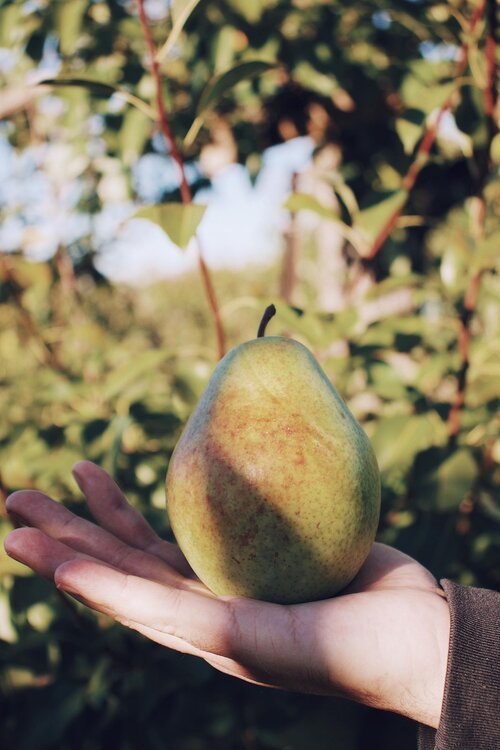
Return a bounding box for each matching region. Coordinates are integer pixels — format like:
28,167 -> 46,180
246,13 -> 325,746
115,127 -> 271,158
166,336 -> 380,604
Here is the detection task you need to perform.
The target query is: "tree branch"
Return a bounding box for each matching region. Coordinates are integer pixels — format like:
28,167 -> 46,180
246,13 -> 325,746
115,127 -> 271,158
135,0 -> 225,359
136,0 -> 191,204
365,0 -> 488,261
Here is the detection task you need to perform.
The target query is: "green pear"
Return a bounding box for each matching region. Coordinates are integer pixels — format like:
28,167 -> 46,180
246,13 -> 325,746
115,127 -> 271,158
166,306 -> 380,604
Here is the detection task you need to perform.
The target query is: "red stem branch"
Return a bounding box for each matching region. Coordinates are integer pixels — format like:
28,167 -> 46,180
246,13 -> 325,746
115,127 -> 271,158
365,0 -> 488,260
136,0 -> 191,204
135,0 -> 225,359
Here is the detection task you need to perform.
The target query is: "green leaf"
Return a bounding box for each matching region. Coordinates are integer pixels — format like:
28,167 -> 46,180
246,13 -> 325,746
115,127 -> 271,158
413,448 -> 479,512
355,190 -> 408,245
369,361 -> 407,400
39,77 -> 157,120
293,61 -> 339,98
118,108 -> 151,165
284,193 -> 366,254
225,0 -> 265,23
55,0 -> 87,56
156,0 -> 204,63
395,117 -> 423,155
213,25 -> 239,73
273,304 -> 328,347
363,273 -> 422,300
285,192 -> 334,221
132,203 -> 207,249
184,61 -> 276,147
0,3 -> 23,47
198,60 -> 276,119
400,60 -> 457,114
371,413 -> 448,474
103,348 -> 173,401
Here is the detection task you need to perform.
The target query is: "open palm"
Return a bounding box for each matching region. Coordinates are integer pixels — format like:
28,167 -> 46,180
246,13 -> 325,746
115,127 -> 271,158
4,461 -> 449,728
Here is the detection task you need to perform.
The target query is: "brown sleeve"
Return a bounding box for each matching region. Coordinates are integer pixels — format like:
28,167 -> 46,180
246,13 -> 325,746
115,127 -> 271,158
418,579 -> 500,750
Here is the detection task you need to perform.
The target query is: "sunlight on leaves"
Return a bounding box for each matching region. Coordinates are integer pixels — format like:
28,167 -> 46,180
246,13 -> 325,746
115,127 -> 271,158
131,203 -> 207,249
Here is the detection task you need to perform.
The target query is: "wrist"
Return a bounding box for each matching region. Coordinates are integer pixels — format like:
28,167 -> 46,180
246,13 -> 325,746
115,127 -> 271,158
403,590 -> 450,729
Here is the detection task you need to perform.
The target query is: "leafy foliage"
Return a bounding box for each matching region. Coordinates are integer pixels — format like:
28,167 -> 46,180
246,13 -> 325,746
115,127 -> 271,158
132,203 -> 207,248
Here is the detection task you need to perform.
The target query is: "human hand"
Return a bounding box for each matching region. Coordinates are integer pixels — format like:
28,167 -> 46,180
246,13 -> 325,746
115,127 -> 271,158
4,462 -> 449,729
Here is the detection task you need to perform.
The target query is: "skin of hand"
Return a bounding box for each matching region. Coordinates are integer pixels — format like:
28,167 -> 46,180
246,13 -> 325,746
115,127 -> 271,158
3,461 -> 450,729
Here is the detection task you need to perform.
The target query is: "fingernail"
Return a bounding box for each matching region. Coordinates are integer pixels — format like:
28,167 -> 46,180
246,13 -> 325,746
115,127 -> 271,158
56,581 -> 78,595
72,464 -> 86,488
5,495 -> 27,525
4,531 -> 25,559
6,491 -> 23,511
55,562 -> 82,594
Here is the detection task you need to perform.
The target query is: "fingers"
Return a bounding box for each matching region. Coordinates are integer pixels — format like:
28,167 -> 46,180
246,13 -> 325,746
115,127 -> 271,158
6,528 -> 276,689
55,558 -> 234,657
4,527 -> 97,580
72,462 -> 191,575
4,528 -> 267,686
53,557 -> 326,694
107,618 -> 276,689
131,622 -> 277,688
5,489 -> 194,590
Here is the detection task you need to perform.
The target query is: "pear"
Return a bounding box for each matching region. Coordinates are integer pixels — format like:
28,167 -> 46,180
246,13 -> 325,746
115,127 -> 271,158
166,305 -> 380,604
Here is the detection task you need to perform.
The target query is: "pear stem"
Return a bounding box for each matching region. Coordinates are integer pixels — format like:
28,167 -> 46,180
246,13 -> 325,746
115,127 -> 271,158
257,304 -> 277,337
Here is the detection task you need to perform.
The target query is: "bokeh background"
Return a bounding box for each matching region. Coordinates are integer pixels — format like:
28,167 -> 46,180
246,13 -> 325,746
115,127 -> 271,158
0,0 -> 499,748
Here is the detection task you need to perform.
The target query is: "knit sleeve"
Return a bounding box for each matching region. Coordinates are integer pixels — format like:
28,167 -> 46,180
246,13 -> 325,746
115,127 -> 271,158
418,579 -> 500,750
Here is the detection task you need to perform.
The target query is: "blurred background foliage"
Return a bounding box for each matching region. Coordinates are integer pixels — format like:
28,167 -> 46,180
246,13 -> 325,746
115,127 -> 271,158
0,0 -> 499,748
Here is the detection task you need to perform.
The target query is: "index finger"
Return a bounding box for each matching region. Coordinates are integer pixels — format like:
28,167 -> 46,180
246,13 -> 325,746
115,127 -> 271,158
72,461 -> 190,576
55,558 -> 234,657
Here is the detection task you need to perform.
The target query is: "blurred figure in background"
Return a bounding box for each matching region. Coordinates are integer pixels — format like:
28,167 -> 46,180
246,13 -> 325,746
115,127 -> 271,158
196,84 -> 348,311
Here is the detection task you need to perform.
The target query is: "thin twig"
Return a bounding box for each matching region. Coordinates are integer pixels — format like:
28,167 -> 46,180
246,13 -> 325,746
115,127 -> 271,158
135,0 -> 225,358
366,0 -> 488,260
